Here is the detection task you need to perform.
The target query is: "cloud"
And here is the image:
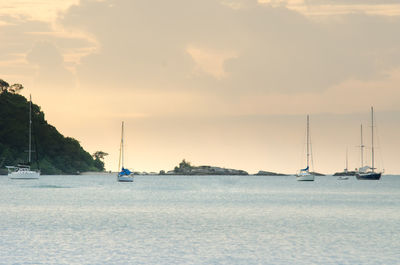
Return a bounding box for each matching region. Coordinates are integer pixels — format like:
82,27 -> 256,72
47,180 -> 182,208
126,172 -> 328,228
57,0 -> 400,97
259,0 -> 400,16
0,0 -> 78,22
304,0 -> 400,5
222,9 -> 400,94
0,14 -> 93,88
59,0 -> 239,91
26,41 -> 76,89
3,1 -> 400,106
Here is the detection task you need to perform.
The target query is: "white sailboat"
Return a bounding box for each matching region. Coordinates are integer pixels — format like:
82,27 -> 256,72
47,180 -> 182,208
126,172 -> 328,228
296,115 -> 315,181
355,107 -> 382,180
117,121 -> 134,182
7,95 -> 40,179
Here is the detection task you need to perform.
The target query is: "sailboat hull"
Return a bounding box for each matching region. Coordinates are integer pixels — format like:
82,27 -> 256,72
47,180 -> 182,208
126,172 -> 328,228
296,174 -> 315,181
355,172 -> 381,180
9,171 -> 40,179
117,175 -> 134,182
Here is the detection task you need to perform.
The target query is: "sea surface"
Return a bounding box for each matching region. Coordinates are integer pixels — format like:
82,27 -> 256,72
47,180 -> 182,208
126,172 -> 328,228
0,174 -> 399,265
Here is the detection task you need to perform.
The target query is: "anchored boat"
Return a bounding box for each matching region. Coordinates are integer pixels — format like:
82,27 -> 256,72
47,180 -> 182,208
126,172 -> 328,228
355,107 -> 382,180
117,121 -> 134,182
7,95 -> 40,179
296,115 -> 315,181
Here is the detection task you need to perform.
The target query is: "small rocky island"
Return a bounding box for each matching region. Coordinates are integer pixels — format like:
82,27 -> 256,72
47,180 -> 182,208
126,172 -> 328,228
157,159 -> 289,176
161,159 -> 249,175
255,170 -> 288,176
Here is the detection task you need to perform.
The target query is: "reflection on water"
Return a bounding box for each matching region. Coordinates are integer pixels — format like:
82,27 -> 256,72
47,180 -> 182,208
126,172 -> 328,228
29,184 -> 73,189
1,174 -> 399,264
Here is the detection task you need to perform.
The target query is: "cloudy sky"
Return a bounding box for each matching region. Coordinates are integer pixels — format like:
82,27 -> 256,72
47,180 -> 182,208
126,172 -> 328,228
1,0 -> 400,174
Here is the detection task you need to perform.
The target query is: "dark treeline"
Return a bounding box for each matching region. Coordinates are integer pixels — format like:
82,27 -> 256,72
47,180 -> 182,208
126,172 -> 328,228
0,79 -> 105,174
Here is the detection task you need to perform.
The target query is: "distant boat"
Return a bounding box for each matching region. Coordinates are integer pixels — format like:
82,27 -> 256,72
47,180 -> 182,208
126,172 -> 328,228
296,115 -> 315,181
7,95 -> 40,179
117,121 -> 134,182
355,107 -> 382,180
336,148 -> 351,180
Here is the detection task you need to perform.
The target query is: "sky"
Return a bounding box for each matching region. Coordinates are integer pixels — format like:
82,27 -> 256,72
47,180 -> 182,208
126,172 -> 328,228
1,0 -> 400,174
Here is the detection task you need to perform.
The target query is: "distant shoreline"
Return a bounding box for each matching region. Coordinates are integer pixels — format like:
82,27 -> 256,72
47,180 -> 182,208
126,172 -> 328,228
79,169 -> 324,176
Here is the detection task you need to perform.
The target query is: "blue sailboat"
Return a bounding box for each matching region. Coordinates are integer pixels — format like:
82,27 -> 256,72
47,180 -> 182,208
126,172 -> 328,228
117,121 -> 134,182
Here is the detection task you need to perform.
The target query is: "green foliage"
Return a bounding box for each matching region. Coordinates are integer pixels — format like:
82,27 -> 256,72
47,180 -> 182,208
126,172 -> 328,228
174,159 -> 193,173
93,151 -> 108,160
0,79 -> 23,93
92,151 -> 107,171
0,86 -> 104,174
179,159 -> 192,169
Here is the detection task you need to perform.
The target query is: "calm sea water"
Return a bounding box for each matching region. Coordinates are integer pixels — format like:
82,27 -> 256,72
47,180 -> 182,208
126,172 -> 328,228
0,174 -> 399,264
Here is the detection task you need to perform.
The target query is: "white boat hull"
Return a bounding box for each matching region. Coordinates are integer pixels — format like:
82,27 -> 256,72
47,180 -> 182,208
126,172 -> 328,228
117,175 -> 134,182
296,173 -> 315,181
9,170 -> 40,179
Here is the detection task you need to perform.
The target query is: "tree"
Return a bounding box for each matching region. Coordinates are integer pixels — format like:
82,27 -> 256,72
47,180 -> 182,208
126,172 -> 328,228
0,79 -> 10,92
174,159 -> 192,173
93,151 -> 109,160
0,79 -> 23,93
9,84 -> 24,93
92,151 -> 108,171
179,159 -> 191,169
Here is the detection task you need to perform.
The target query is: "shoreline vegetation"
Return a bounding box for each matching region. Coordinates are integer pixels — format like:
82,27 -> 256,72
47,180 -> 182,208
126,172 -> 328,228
0,80 -> 106,175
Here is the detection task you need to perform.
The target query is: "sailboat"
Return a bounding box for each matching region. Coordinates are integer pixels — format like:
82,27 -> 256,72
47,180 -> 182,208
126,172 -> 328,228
356,124 -> 370,175
117,121 -> 134,182
6,95 -> 40,179
296,115 -> 315,181
337,150 -> 349,180
355,107 -> 382,180
336,148 -> 353,180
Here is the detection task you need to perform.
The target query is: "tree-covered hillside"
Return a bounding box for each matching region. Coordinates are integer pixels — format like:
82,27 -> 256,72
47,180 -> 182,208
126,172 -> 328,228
0,80 -> 105,174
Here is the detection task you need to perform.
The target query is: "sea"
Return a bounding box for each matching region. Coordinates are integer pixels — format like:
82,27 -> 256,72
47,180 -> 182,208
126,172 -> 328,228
0,174 -> 399,265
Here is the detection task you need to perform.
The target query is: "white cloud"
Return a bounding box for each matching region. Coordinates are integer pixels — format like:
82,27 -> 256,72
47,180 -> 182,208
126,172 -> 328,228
259,0 -> 400,16
26,41 -> 76,89
54,0 -> 400,96
186,46 -> 237,79
0,0 -> 78,22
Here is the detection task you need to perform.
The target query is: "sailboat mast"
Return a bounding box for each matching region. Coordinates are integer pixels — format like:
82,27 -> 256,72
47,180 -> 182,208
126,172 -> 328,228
28,95 -> 32,163
345,147 -> 348,172
121,121 -> 124,168
360,124 -> 364,168
307,115 -> 309,169
371,107 -> 375,172
118,121 -> 124,171
118,139 -> 121,171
